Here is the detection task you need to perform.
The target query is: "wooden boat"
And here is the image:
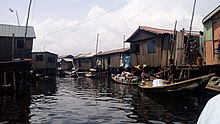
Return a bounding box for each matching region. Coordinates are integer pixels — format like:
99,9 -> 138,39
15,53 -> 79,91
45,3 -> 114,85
85,68 -> 98,78
111,74 -> 141,85
139,73 -> 216,97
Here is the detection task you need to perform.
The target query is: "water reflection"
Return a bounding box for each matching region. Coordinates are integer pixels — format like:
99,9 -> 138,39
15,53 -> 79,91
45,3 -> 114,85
0,76 -> 218,124
0,94 -> 31,124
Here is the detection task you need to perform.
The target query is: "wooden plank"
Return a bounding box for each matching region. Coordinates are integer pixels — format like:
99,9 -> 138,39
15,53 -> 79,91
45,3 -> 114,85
175,31 -> 185,66
213,13 -> 220,40
205,40 -> 214,65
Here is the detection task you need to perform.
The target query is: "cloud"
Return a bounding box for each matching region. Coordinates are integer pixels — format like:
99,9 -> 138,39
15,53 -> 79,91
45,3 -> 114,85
32,0 -> 205,56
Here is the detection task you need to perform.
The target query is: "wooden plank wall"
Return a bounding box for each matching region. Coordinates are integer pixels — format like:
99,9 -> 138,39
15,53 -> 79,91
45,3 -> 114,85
175,31 -> 185,66
110,54 -> 121,68
130,53 -> 139,67
205,40 -> 214,65
213,11 -> 220,41
130,35 -> 171,68
161,36 -> 170,67
0,38 -> 12,61
214,40 -> 220,64
139,35 -> 170,68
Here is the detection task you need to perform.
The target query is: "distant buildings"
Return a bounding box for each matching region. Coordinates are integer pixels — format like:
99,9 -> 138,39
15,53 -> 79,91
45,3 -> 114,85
96,48 -> 130,71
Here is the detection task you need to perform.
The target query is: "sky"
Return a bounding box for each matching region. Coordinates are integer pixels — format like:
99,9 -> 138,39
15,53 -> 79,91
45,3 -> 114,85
0,0 -> 220,56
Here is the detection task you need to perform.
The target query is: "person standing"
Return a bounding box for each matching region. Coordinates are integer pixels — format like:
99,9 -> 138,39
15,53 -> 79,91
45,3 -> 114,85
168,59 -> 176,84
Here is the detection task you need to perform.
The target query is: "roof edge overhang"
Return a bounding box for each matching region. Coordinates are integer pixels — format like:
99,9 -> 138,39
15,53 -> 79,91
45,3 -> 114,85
125,26 -> 173,43
202,5 -> 220,24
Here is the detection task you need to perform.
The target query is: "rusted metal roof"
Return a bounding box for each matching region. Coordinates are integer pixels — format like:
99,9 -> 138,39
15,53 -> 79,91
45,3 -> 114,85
0,24 -> 36,38
139,26 -> 174,34
125,26 -> 174,42
97,48 -> 130,56
126,26 -> 200,42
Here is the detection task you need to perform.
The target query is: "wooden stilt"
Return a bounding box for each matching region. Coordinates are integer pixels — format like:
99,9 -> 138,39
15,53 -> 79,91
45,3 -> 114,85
3,72 -> 6,85
13,71 -> 16,91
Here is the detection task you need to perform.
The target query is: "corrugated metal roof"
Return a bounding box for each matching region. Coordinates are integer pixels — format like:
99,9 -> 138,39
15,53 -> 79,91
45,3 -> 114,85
203,5 -> 220,23
75,52 -> 97,59
97,48 -> 130,56
32,51 -> 58,56
62,58 -> 73,62
0,24 -> 36,38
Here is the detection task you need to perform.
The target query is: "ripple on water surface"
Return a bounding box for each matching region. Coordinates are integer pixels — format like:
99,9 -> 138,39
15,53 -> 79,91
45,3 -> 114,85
26,77 -> 218,124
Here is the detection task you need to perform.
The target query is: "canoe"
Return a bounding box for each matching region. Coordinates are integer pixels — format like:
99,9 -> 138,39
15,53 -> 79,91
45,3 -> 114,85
85,72 -> 97,78
111,74 -> 142,85
85,68 -> 98,78
139,73 -> 216,97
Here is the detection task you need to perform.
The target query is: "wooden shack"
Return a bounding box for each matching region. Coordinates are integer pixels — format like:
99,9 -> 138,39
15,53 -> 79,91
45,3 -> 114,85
125,26 -> 201,69
125,26 -> 174,68
57,55 -> 74,72
32,51 -> 58,76
0,24 -> 35,93
203,5 -> 220,65
73,52 -> 97,71
96,48 -> 130,71
0,24 -> 35,61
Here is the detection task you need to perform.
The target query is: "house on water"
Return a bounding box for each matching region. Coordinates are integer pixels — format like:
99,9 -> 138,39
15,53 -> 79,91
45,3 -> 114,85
73,52 -> 98,71
0,24 -> 35,92
32,51 -> 58,76
203,5 -> 220,65
0,24 -> 35,61
125,26 -> 201,71
58,55 -> 74,71
96,48 -> 130,71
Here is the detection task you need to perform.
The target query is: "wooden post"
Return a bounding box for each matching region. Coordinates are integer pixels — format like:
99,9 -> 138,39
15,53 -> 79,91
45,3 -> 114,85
3,72 -> 6,85
12,33 -> 15,60
13,71 -> 16,91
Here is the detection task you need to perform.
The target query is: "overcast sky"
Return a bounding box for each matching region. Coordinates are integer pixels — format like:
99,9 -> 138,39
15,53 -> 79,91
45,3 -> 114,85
0,0 -> 220,56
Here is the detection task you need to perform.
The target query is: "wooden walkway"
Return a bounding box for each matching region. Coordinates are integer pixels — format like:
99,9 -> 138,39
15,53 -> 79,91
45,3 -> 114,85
205,86 -> 220,93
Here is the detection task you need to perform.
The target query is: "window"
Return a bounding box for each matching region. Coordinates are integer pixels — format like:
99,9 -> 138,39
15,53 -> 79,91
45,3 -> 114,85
16,39 -> 25,49
36,55 -> 43,61
147,41 -> 155,53
48,57 -> 55,63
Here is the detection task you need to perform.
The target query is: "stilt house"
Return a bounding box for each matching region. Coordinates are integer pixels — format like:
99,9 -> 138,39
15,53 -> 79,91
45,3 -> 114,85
203,5 -> 220,65
32,51 -> 58,76
96,48 -> 130,71
125,26 -> 201,69
0,24 -> 35,61
73,52 -> 97,71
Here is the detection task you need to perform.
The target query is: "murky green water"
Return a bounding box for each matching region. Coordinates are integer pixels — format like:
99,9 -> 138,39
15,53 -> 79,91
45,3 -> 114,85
0,76 -> 217,124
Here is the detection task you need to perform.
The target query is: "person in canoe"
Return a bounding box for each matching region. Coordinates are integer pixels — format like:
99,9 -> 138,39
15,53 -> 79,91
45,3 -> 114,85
121,66 -> 133,79
141,64 -> 151,81
153,59 -> 176,84
133,65 -> 142,77
167,59 -> 176,84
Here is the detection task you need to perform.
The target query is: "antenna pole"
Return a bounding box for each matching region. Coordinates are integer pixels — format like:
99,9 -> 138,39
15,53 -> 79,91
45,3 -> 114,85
185,0 -> 197,65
